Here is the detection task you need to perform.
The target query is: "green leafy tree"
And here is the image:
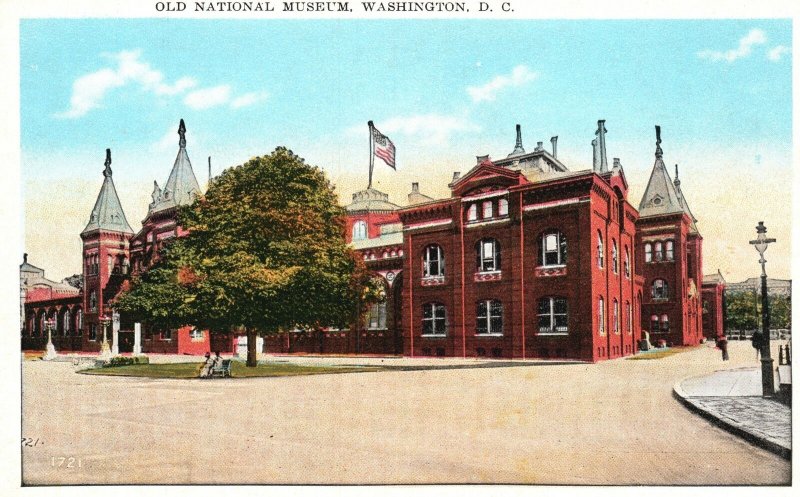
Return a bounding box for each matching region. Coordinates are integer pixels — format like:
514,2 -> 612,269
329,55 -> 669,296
724,290 -> 792,332
115,147 -> 371,366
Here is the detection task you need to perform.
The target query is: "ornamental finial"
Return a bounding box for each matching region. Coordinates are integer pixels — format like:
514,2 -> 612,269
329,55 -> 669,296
178,119 -> 186,148
103,148 -> 112,177
655,125 -> 663,159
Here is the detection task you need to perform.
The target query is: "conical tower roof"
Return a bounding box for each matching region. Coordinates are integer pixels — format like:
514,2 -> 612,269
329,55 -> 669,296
81,149 -> 134,235
149,119 -> 201,214
638,126 -> 685,218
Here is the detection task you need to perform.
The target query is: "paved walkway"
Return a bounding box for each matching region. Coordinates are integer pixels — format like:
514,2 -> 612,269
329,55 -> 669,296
674,367 -> 791,459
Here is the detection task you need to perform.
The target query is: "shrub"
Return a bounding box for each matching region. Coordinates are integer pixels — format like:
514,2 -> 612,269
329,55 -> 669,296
103,356 -> 150,368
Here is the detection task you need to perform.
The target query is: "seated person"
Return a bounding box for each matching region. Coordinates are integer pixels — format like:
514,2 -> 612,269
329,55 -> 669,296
199,352 -> 213,378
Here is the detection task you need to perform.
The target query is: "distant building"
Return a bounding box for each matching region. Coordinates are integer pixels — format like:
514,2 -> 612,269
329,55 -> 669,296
702,270 -> 726,340
726,278 -> 792,297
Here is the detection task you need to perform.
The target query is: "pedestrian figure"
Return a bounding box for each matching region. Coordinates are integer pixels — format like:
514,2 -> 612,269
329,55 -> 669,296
716,334 -> 729,361
751,329 -> 763,360
199,352 -> 213,378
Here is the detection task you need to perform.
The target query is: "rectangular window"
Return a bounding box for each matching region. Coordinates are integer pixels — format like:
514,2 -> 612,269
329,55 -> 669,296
538,297 -> 568,334
422,303 -> 446,336
89,324 -> 97,341
476,300 -> 503,335
189,328 -> 203,339
467,204 -> 477,221
366,302 -> 387,329
498,198 -> 508,217
482,200 -> 493,219
162,329 -> 172,340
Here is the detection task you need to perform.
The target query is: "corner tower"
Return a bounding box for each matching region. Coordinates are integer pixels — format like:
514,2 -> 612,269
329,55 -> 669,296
80,149 -> 134,348
635,127 -> 703,346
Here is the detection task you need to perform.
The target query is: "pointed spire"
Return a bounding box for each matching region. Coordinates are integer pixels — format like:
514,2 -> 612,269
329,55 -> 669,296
508,124 -> 526,157
82,148 -> 133,235
638,126 -> 683,217
178,118 -> 187,148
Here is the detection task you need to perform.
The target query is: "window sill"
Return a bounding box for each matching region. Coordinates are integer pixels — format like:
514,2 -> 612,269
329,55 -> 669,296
421,276 -> 446,286
475,333 -> 504,337
464,217 -> 510,228
474,271 -> 502,282
537,332 -> 568,336
420,334 -> 446,338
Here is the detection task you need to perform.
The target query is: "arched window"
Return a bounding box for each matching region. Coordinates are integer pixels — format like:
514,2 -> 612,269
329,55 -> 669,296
476,300 -> 503,335
422,302 -> 446,336
540,231 -> 567,266
482,200 -> 493,219
612,299 -> 619,334
467,204 -> 478,221
597,231 -> 604,269
624,246 -> 631,278
650,315 -> 659,333
89,291 -> 97,311
665,240 -> 674,261
76,309 -> 83,336
661,314 -> 670,333
598,296 -> 605,335
352,220 -> 367,241
654,241 -> 663,262
651,279 -> 669,300
423,244 -> 444,278
612,240 -> 619,273
626,301 -> 632,335
644,243 -> 652,263
477,238 -> 500,272
538,297 -> 568,334
498,198 -> 509,217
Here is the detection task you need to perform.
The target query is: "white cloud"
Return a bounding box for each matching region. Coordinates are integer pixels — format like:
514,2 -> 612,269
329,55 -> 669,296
467,65 -> 537,103
56,49 -> 197,118
231,91 -> 269,109
697,28 -> 767,63
350,114 -> 480,147
183,85 -> 232,110
767,44 -> 790,61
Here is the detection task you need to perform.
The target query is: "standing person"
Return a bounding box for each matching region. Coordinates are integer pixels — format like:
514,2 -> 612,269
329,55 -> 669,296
717,334 -> 729,361
751,329 -> 763,360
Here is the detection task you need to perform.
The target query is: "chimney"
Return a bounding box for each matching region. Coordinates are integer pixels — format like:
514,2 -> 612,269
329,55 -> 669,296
452,171 -> 461,181
535,141 -> 544,152
550,136 -> 558,158
595,120 -> 608,172
613,158 -> 621,169
23,253 -> 28,264
592,139 -> 599,170
411,182 -> 419,193
476,154 -> 489,165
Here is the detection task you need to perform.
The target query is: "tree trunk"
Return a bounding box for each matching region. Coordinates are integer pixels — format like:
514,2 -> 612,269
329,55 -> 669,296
246,327 -> 257,367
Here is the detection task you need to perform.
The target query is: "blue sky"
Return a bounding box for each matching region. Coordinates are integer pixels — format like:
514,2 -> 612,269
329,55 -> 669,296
20,19 -> 793,281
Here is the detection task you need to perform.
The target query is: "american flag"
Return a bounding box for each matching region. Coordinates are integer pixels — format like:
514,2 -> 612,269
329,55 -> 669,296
371,124 -> 396,169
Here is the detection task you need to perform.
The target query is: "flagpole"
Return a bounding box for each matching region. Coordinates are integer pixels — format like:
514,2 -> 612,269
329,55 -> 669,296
367,120 -> 374,189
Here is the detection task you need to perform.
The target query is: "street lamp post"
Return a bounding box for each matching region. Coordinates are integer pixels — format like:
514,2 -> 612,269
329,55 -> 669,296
44,317 -> 57,361
98,314 -> 112,360
749,221 -> 776,397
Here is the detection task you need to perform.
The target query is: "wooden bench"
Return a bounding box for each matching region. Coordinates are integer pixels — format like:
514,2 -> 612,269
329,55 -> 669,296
211,359 -> 232,378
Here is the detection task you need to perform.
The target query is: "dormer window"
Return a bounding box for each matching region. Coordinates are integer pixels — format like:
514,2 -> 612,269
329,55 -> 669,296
352,220 -> 367,240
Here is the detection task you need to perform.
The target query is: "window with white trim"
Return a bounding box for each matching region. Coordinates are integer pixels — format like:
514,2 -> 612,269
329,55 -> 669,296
651,279 -> 669,300
477,238 -> 501,272
89,291 -> 97,311
482,200 -> 493,219
626,301 -> 632,335
665,240 -> 674,261
538,297 -> 568,334
423,244 -> 444,277
352,220 -> 367,240
540,231 -> 567,266
612,240 -> 619,274
612,299 -> 620,334
598,296 -> 605,335
597,232 -> 604,269
476,300 -> 503,335
467,204 -> 478,221
654,241 -> 663,262
498,198 -> 509,217
366,301 -> 387,329
661,314 -> 670,333
644,243 -> 652,263
624,246 -> 631,278
422,302 -> 446,336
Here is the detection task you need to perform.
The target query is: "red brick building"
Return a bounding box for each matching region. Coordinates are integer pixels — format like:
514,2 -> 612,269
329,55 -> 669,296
22,120 -> 705,361
702,270 -> 726,340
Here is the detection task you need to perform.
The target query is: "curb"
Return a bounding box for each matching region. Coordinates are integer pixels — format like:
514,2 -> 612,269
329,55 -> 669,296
672,378 -> 791,461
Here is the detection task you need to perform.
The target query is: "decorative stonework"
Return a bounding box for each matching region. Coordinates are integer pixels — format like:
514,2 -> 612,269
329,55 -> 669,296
421,276 -> 445,286
535,266 -> 567,277
474,271 -> 502,282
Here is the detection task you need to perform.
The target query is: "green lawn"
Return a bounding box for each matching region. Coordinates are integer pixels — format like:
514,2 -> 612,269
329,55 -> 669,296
80,361 -> 382,379
627,347 -> 693,360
